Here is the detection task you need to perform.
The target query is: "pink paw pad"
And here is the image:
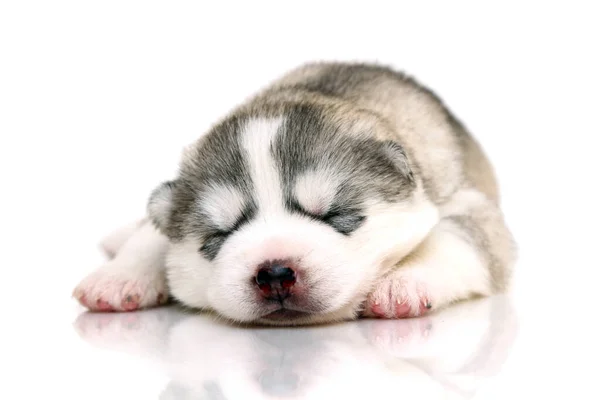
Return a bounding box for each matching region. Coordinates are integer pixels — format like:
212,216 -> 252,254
370,303 -> 386,317
393,299 -> 432,318
96,299 -> 115,312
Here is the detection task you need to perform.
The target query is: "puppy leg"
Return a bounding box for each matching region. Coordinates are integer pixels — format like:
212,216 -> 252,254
364,189 -> 517,318
73,220 -> 170,312
98,218 -> 147,258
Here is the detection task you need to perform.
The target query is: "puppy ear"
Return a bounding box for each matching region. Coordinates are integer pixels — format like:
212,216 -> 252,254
147,180 -> 177,232
381,140 -> 415,186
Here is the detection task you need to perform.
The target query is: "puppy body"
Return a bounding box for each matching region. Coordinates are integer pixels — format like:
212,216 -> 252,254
73,62 -> 516,325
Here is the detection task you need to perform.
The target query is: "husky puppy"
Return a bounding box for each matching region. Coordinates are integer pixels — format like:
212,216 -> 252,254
73,62 -> 517,326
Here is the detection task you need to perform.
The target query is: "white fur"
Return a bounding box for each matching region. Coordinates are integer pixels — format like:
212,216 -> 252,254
73,220 -> 169,310
198,184 -> 247,230
438,188 -> 488,217
294,168 -> 341,215
166,238 -> 211,309
202,197 -> 437,322
367,216 -> 491,317
98,218 -> 145,257
240,117 -> 285,214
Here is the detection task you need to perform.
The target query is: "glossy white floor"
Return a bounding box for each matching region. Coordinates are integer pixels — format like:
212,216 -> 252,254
71,295 -> 517,399
2,2 -> 599,399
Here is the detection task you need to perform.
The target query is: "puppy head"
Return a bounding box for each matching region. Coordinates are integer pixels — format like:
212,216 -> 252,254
148,105 -> 437,325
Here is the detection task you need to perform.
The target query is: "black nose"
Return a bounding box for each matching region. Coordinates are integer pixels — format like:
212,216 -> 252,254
255,263 -> 296,301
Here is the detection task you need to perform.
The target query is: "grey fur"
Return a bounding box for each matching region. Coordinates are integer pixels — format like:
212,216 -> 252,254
149,61 -> 516,299
258,61 -> 516,291
150,100 -> 418,257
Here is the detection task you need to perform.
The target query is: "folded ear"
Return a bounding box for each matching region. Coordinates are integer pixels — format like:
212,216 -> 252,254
381,140 -> 415,186
147,180 -> 177,232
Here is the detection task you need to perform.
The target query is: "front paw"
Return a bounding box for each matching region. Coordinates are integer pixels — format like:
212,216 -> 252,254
362,272 -> 433,319
72,262 -> 168,312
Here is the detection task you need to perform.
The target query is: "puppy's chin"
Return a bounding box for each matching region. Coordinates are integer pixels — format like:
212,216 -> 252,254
253,302 -> 361,327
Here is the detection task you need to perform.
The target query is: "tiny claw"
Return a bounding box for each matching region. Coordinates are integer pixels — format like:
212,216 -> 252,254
426,302 -> 432,309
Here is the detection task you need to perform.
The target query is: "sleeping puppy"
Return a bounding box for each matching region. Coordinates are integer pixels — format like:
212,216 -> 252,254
73,62 -> 517,326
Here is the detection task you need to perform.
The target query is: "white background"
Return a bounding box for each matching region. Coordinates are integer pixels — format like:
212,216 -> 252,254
1,1 -> 599,399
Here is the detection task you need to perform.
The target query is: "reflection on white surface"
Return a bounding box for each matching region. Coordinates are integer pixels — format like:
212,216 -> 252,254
74,295 -> 517,400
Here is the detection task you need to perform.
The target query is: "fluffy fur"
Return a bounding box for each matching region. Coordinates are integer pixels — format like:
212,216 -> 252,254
73,62 -> 517,326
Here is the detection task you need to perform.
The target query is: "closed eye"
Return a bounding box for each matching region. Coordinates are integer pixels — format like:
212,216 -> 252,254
199,232 -> 228,260
321,212 -> 366,235
226,203 -> 254,233
289,200 -> 365,235
199,203 -> 255,260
